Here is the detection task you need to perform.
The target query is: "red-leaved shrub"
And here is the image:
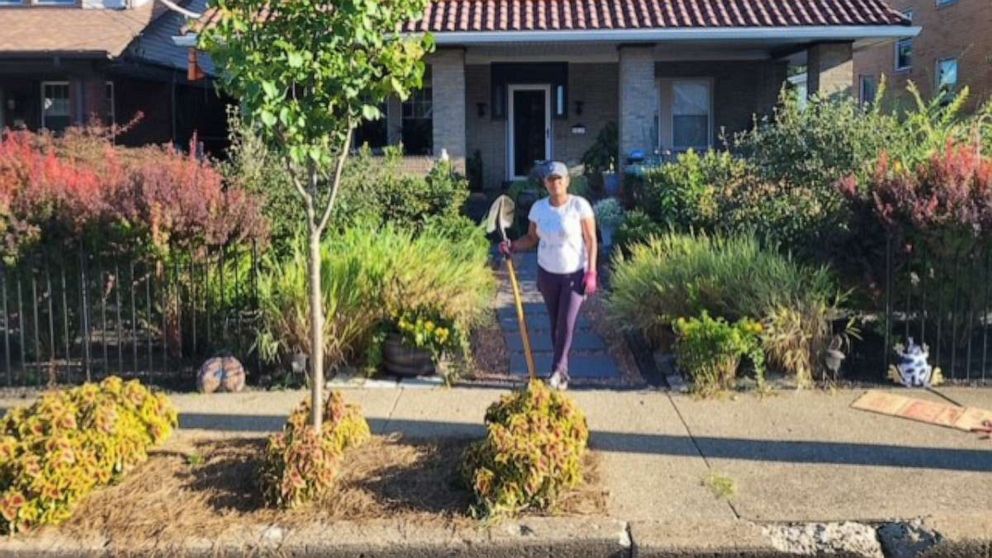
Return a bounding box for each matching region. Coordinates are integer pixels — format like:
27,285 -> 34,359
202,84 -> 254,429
0,127 -> 268,261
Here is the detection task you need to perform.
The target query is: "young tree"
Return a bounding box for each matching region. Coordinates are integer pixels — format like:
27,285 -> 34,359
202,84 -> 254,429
203,0 -> 432,428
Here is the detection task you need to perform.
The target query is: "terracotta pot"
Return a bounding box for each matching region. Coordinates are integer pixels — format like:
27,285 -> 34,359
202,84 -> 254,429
382,334 -> 435,377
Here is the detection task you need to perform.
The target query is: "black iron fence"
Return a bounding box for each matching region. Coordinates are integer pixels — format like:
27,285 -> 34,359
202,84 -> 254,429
883,234 -> 992,383
0,242 -> 261,388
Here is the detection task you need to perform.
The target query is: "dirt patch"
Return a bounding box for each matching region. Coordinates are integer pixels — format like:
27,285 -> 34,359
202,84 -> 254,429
50,434 -> 606,544
470,309 -> 510,378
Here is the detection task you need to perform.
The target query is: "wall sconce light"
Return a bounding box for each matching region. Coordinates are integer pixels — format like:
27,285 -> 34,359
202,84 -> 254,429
570,123 -> 587,135
476,102 -> 486,118
575,101 -> 584,116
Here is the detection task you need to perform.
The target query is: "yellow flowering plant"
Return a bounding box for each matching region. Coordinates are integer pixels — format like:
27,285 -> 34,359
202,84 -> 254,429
394,307 -> 463,362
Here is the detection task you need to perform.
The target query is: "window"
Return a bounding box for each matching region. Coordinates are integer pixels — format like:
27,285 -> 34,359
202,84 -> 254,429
937,58 -> 959,92
860,75 -> 879,104
936,0 -> 957,6
401,65 -> 432,155
41,81 -> 71,132
895,11 -> 913,71
353,102 -> 387,149
33,0 -> 76,4
105,81 -> 115,127
659,79 -> 712,152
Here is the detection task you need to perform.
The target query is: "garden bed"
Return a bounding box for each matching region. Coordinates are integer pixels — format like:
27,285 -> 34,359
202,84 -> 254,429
35,433 -> 606,547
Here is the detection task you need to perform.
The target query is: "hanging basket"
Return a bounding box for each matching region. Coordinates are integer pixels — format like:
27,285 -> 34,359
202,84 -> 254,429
382,333 -> 436,377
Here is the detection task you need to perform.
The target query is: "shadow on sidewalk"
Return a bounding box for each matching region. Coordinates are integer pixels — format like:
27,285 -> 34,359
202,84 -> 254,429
175,413 -> 992,473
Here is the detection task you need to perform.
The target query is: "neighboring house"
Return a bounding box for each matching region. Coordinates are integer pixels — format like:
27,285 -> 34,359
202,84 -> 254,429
0,0 -> 229,152
188,0 -> 917,190
854,0 -> 992,110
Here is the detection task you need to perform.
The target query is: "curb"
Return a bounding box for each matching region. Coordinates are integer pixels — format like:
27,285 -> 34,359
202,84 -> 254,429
2,516 -> 991,557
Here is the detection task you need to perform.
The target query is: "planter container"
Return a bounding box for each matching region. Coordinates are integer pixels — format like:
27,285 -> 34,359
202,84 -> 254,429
600,225 -> 614,249
383,333 -> 436,377
602,172 -> 621,197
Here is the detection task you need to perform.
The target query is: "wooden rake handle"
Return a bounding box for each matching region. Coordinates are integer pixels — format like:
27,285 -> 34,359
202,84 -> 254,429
505,255 -> 537,381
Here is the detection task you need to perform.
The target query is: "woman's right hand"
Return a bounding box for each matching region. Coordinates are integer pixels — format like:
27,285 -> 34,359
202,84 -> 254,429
499,240 -> 513,257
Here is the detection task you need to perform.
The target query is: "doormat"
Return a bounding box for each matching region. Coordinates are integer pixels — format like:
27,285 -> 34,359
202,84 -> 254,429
851,390 -> 992,432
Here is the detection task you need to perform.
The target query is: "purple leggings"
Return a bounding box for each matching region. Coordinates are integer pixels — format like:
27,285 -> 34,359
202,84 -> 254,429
536,266 -> 586,379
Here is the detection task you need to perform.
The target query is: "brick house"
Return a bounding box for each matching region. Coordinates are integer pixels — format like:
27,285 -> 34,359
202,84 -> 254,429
190,0 -> 917,189
0,0 -> 229,151
853,0 -> 992,111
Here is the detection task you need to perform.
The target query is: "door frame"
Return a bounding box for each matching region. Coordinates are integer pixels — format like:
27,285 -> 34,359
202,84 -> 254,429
507,84 -> 552,181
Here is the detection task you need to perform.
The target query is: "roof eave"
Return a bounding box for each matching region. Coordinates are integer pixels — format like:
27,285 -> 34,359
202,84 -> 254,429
426,25 -> 921,46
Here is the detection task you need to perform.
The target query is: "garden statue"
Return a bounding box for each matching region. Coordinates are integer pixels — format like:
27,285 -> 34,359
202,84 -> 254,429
197,355 -> 247,393
887,338 -> 943,388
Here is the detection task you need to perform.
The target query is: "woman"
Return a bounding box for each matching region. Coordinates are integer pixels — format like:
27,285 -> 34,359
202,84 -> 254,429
501,161 -> 598,391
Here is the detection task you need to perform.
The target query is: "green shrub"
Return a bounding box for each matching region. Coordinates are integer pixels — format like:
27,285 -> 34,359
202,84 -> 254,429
614,209 -> 665,256
334,147 -> 470,232
256,222 -> 495,377
607,233 -> 842,383
0,377 -> 178,534
259,391 -> 370,509
674,312 -> 764,396
639,149 -> 749,231
461,380 -> 589,518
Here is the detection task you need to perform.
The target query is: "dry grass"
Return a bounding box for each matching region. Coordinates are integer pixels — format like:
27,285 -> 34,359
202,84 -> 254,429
49,434 -> 606,544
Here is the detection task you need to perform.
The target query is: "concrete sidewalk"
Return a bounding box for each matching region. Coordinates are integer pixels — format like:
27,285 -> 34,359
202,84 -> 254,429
2,385 -> 991,556
154,386 -> 992,525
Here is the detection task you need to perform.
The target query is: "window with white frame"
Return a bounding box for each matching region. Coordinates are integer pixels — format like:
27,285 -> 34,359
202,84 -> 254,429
41,81 -> 71,132
895,11 -> 913,71
937,58 -> 959,92
860,75 -> 879,105
659,79 -> 713,152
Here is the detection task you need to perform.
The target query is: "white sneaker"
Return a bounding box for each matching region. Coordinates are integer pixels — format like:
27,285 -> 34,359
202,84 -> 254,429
548,371 -> 568,391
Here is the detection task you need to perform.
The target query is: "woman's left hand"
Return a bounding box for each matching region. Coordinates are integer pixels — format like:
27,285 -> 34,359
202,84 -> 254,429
583,271 -> 598,297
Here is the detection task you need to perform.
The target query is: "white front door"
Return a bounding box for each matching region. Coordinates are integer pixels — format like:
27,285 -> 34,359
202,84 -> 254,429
507,84 -> 551,180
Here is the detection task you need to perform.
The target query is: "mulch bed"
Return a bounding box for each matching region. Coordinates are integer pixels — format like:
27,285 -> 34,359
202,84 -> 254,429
45,434 -> 607,544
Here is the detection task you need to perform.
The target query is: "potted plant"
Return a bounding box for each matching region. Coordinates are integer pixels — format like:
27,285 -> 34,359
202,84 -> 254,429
581,122 -> 619,196
593,198 -> 625,249
383,308 -> 461,379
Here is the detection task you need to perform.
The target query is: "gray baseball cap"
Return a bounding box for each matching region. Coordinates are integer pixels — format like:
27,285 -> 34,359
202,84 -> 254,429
544,161 -> 569,179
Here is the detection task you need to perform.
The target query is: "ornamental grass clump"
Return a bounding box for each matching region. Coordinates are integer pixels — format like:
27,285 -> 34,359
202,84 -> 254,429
259,390 -> 371,509
0,377 -> 178,535
461,380 -> 589,518
608,233 -> 843,385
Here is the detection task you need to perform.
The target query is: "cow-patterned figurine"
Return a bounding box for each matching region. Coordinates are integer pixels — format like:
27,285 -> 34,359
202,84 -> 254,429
887,338 -> 943,388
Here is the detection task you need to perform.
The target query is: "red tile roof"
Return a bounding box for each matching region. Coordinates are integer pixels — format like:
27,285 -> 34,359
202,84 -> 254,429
193,0 -> 909,35
403,0 -> 908,32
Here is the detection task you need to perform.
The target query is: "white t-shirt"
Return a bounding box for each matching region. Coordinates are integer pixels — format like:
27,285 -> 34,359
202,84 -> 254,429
528,195 -> 595,274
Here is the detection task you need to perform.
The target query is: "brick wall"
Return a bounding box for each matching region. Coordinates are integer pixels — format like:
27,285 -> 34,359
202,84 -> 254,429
853,0 -> 992,110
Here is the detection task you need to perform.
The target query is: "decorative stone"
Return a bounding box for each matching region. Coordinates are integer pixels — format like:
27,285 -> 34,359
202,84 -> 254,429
197,356 -> 246,393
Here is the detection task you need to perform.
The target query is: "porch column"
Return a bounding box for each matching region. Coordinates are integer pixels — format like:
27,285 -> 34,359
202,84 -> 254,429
618,45 -> 657,167
431,49 -> 467,172
806,42 -> 854,98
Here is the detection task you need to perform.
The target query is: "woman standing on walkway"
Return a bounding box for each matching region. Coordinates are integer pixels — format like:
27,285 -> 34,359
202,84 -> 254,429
501,162 -> 598,391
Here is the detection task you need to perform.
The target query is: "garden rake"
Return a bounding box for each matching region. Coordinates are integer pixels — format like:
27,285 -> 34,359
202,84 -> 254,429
485,195 -> 537,381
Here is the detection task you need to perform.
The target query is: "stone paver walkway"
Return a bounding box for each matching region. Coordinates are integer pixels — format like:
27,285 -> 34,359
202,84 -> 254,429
496,253 -> 620,381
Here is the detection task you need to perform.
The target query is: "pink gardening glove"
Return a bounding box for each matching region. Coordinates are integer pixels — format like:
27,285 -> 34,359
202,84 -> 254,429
583,270 -> 598,296
499,240 -> 513,257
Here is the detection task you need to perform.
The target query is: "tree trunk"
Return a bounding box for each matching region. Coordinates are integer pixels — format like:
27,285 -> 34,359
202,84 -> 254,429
308,229 -> 324,429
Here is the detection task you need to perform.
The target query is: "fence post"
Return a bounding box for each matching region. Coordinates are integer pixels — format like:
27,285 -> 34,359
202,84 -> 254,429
45,262 -> 55,383
60,267 -> 70,383
883,234 -> 892,375
2,264 -> 10,386
79,245 -> 91,382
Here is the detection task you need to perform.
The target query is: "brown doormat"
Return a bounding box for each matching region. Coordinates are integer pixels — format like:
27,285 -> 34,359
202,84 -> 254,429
851,390 -> 992,432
